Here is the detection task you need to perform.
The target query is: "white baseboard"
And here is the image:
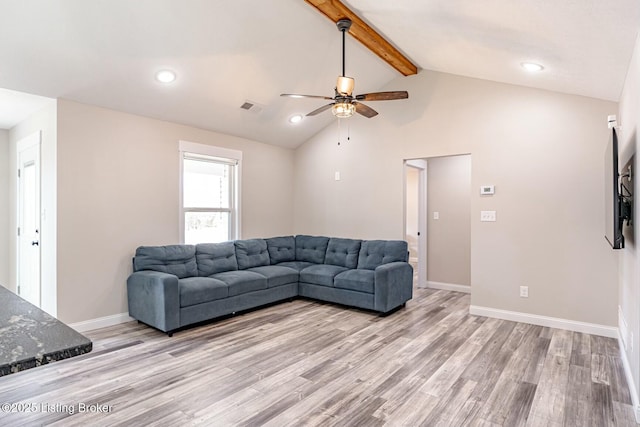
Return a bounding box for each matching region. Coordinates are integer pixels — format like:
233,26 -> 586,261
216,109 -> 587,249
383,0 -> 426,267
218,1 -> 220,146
69,312 -> 135,333
469,305 -> 618,338
424,281 -> 471,294
618,329 -> 640,422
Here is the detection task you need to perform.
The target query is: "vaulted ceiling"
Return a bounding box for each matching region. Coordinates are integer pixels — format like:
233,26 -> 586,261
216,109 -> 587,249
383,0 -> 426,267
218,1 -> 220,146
0,0 -> 638,148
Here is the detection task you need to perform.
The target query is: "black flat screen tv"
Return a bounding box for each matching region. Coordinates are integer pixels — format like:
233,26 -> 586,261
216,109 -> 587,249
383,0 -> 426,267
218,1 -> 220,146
604,128 -> 632,249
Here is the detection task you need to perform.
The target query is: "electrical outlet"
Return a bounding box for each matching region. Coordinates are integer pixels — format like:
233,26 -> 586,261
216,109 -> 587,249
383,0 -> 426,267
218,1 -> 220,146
520,286 -> 528,298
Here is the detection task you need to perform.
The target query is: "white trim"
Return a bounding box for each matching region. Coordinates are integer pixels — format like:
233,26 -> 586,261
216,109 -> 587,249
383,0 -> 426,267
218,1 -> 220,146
16,131 -> 42,309
179,148 -> 185,242
469,305 -> 618,338
403,159 -> 427,286
178,140 -> 242,161
69,313 -> 135,333
619,305 -> 629,351
424,281 -> 471,293
618,330 -> 640,422
16,130 -> 41,152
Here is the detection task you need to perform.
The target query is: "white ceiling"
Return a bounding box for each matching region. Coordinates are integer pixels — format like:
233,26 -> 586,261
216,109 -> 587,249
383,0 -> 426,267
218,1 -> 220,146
0,0 -> 638,148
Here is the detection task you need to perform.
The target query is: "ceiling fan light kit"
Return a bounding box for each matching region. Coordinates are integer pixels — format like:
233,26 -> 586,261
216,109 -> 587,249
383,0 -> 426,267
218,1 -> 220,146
332,102 -> 355,118
281,18 -> 408,121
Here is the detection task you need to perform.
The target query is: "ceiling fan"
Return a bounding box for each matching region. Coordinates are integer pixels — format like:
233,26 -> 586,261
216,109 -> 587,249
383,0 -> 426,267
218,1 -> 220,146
281,18 -> 408,119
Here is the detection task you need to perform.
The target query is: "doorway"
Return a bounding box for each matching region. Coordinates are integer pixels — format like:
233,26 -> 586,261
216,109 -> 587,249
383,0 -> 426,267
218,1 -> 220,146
16,131 -> 41,307
405,154 -> 471,292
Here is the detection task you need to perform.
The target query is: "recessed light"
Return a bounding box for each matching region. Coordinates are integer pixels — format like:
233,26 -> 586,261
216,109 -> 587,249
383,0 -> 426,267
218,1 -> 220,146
289,114 -> 303,124
155,70 -> 176,83
521,62 -> 544,72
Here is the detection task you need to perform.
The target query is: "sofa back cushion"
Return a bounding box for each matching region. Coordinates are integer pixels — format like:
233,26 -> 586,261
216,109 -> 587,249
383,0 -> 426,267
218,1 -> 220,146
235,239 -> 270,270
295,235 -> 329,264
266,236 -> 296,264
357,240 -> 408,270
133,245 -> 197,279
325,238 -> 362,269
196,242 -> 238,276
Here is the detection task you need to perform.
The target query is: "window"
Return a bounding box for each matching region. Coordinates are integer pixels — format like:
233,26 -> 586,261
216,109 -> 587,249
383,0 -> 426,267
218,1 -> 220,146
179,141 -> 241,244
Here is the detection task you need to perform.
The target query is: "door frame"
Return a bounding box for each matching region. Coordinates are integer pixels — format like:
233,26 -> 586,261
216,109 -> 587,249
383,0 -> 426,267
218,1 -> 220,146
404,159 -> 427,287
16,131 -> 42,306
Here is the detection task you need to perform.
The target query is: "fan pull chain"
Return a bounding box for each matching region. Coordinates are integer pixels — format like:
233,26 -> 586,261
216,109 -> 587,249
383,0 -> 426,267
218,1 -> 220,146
337,119 -> 351,146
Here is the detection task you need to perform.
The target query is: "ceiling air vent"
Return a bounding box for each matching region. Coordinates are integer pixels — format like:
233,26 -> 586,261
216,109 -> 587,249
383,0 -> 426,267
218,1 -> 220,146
240,100 -> 264,114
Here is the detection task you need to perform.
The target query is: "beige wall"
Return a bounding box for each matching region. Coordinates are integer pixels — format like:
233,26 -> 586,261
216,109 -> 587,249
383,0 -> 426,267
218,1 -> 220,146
56,99 -> 294,323
9,102 -> 58,316
294,70 -> 617,326
0,130 -> 9,286
427,155 -> 471,286
618,30 -> 640,410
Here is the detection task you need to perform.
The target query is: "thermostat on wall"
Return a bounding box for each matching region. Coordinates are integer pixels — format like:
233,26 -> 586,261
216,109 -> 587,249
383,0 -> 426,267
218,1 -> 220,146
480,185 -> 495,195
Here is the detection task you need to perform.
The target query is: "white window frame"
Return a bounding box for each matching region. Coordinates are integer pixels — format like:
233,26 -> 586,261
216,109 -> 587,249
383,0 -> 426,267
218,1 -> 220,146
178,140 -> 242,243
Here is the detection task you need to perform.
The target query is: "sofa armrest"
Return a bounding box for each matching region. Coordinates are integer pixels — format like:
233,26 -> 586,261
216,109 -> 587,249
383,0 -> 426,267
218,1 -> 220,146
374,262 -> 413,313
127,271 -> 180,333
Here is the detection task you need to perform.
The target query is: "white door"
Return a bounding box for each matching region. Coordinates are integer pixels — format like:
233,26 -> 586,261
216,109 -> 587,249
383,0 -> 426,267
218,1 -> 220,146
17,133 -> 41,307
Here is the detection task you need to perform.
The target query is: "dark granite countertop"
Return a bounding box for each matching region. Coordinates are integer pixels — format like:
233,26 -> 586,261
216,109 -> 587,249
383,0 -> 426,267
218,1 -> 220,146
0,285 -> 92,376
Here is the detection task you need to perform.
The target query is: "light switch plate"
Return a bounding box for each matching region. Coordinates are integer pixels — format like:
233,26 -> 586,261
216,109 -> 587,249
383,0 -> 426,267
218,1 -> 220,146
480,211 -> 496,222
433,212 -> 439,220
334,171 -> 341,181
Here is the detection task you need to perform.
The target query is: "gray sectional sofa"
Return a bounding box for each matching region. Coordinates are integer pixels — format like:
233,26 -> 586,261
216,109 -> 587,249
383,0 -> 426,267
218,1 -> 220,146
127,235 -> 413,335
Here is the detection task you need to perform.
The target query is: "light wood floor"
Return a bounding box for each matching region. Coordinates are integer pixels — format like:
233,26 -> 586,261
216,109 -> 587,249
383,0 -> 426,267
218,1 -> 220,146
0,287 -> 636,426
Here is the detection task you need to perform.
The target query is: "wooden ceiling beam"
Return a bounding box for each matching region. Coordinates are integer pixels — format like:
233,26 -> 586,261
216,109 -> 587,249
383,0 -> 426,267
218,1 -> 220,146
305,0 -> 418,76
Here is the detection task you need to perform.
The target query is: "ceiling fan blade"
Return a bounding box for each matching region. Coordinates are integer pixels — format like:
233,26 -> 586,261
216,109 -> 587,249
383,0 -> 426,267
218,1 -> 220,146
355,91 -> 409,101
281,93 -> 334,100
307,103 -> 335,116
354,102 -> 378,118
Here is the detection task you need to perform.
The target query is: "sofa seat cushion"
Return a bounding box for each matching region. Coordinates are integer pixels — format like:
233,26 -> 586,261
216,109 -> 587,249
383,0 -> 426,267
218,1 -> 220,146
300,264 -> 349,287
275,261 -> 315,272
179,277 -> 229,308
334,269 -> 375,294
248,266 -> 299,288
211,271 -> 267,296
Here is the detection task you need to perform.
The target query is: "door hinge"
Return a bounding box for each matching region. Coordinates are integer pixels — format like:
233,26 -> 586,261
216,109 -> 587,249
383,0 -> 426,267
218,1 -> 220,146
17,227 -> 20,236
17,169 -> 20,178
